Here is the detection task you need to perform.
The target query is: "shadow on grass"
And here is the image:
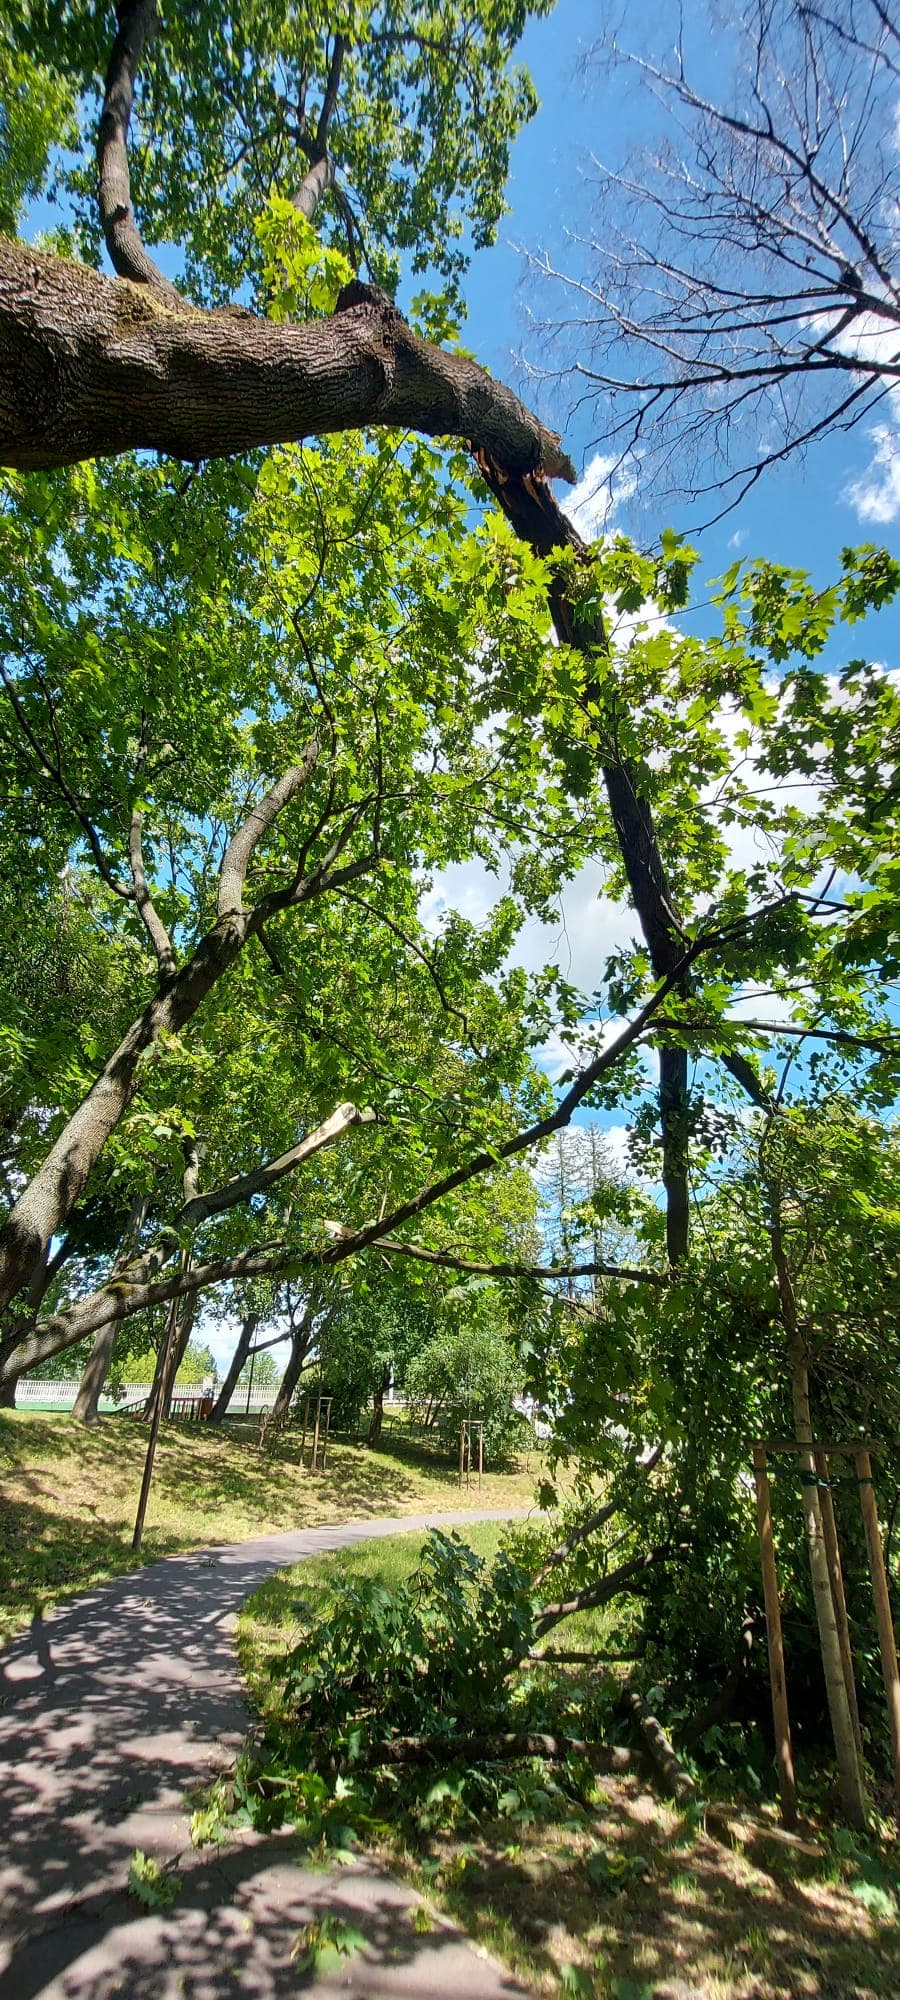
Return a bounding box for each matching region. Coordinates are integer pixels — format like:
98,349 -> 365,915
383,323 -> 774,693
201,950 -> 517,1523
437,1785 -> 899,1998
0,1412 -> 530,1645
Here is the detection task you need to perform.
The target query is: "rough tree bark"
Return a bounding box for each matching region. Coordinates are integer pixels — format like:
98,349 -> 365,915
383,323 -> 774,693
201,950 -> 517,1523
0,246 -> 574,481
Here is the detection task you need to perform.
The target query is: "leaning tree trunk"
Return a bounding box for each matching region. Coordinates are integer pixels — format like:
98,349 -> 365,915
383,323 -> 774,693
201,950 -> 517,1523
271,1301 -> 321,1422
72,1324 -> 118,1425
209,1313 -> 259,1423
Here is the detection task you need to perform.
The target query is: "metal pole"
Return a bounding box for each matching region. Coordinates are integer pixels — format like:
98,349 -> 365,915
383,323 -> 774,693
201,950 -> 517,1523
856,1447 -> 900,1810
753,1444 -> 798,1828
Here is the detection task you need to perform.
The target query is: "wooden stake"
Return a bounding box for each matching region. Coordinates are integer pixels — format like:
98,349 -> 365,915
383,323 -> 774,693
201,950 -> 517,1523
310,1393 -> 322,1475
478,1423 -> 483,1491
299,1395 -> 308,1470
815,1450 -> 864,1765
459,1422 -> 465,1489
856,1447 -> 900,1809
753,1444 -> 798,1828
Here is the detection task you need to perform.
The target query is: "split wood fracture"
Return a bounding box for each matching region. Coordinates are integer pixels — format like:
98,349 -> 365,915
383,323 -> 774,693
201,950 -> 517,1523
752,1444 -> 798,1828
855,1447 -> 900,1812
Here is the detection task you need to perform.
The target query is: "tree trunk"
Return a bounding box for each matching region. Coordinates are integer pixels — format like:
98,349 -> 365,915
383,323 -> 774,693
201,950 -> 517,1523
0,244 -> 572,479
0,911 -> 251,1318
367,1370 -> 390,1444
72,1323 -> 118,1425
0,1376 -> 16,1408
271,1305 -> 317,1422
209,1313 -> 259,1423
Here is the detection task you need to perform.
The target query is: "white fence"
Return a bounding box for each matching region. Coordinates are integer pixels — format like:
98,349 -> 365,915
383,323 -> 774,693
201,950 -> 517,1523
13,1379 -> 275,1414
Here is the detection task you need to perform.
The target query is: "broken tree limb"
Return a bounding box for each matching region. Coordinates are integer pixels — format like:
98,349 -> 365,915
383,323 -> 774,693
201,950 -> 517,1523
309,1731 -> 633,1772
618,1686 -> 698,1804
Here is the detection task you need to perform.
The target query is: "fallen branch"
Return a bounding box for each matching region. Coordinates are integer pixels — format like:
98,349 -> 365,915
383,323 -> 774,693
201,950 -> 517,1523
311,1731 -> 633,1772
618,1686 -> 698,1803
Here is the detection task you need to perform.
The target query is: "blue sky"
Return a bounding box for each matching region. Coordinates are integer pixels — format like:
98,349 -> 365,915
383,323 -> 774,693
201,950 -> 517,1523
459,0 -> 900,653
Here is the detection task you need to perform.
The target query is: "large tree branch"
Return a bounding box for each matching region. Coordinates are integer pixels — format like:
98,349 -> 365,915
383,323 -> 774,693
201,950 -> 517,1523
328,1230 -> 668,1290
128,804 -> 176,980
218,746 -> 319,916
0,246 -> 574,479
181,1100 -> 376,1229
0,756 -> 326,1313
533,1447 -> 664,1590
97,0 -> 182,304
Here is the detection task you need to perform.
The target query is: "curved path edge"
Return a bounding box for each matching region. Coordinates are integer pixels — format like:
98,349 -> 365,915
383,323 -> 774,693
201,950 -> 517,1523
0,1508 -> 533,1999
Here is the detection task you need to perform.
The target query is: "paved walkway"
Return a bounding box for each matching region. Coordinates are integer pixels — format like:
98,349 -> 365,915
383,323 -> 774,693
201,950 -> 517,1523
0,1510 -> 532,1998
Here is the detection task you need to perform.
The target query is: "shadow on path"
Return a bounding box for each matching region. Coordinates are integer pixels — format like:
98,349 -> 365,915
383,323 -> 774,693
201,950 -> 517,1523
0,1510 -> 530,1999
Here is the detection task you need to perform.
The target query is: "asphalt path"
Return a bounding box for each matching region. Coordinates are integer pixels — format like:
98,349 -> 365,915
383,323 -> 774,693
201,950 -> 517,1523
0,1509 -> 533,1998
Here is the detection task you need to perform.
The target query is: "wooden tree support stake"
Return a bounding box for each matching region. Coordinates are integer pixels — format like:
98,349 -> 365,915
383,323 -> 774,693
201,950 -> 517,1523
815,1449 -> 864,1765
753,1444 -> 797,1828
855,1447 -> 900,1811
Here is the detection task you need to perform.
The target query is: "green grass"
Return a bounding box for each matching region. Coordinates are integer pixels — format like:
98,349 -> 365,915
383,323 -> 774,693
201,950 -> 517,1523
0,1410 -> 539,1646
238,1529 -> 900,2000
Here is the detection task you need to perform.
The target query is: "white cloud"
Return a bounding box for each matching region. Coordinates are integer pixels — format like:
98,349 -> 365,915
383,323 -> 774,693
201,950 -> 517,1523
562,450 -> 637,540
804,304 -> 900,523
844,421 -> 900,523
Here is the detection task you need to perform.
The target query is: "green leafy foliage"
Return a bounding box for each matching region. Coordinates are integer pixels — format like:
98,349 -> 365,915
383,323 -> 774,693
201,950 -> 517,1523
126,1850 -> 182,1912
279,1528 -> 535,1745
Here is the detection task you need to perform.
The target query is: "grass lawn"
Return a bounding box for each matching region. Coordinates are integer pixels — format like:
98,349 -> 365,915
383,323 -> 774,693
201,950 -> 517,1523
0,1410 -> 539,1646
239,1528 -> 900,2000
